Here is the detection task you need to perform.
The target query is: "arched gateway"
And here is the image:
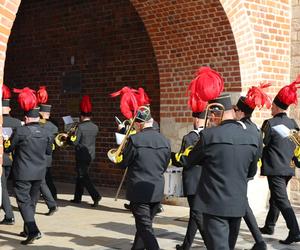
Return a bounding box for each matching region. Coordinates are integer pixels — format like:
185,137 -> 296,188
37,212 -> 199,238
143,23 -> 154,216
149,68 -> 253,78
0,1 -> 296,208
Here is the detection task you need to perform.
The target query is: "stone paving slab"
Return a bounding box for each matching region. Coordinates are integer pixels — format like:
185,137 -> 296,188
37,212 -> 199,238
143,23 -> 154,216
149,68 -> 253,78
0,182 -> 299,249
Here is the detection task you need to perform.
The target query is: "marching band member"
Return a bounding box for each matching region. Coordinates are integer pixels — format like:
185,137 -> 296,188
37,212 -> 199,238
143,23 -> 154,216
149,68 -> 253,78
5,87 -> 52,245
172,109 -> 207,250
234,83 -> 272,250
110,87 -> 171,250
68,95 -> 101,207
259,76 -> 300,245
112,87 -> 164,214
187,93 -> 260,250
171,68 -> 214,249
174,67 -> 225,250
1,84 -> 22,225
37,86 -> 58,215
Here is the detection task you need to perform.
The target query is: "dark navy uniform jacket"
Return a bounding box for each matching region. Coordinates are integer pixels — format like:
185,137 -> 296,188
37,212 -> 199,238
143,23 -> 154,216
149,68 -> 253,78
5,122 -> 52,181
241,117 -> 263,158
3,114 -> 22,166
261,112 -> 299,176
173,128 -> 203,196
41,120 -> 58,168
73,120 -> 99,165
187,120 -> 259,217
118,127 -> 171,203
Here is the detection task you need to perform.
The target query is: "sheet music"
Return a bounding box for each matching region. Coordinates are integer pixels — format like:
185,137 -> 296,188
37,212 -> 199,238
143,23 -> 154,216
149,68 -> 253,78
2,127 -> 13,139
62,115 -> 74,125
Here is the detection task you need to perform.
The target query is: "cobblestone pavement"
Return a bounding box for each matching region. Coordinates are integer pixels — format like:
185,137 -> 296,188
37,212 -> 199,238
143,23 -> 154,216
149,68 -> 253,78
0,182 -> 299,249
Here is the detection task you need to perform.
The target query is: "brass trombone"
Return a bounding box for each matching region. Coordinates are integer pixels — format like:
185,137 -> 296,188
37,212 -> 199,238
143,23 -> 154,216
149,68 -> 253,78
203,102 -> 225,128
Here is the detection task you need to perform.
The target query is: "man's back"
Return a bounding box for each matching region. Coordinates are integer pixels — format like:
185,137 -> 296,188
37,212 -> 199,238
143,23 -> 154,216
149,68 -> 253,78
9,123 -> 51,180
262,113 -> 298,176
122,127 -> 171,203
75,120 -> 99,162
189,120 -> 259,217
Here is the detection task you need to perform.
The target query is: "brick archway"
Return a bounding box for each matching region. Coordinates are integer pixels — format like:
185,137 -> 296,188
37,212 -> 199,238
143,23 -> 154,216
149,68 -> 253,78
0,0 -> 292,176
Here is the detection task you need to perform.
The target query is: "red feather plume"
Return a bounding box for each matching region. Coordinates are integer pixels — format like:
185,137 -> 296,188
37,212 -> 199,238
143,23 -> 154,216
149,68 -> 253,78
2,84 -> 11,99
244,83 -> 272,109
135,87 -> 150,106
80,95 -> 92,113
13,87 -> 37,112
188,94 -> 207,113
277,75 -> 300,106
110,86 -> 139,119
189,67 -> 224,102
37,86 -> 48,104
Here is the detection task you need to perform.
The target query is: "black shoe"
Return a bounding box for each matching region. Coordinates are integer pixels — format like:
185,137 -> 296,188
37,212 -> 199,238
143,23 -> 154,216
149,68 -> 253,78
251,241 -> 267,250
279,233 -> 300,245
124,203 -> 131,210
176,244 -> 184,250
45,206 -> 58,216
21,232 -> 42,245
91,196 -> 101,207
259,227 -> 274,235
70,199 -> 81,204
19,231 -> 27,238
0,217 -> 15,225
156,205 -> 164,214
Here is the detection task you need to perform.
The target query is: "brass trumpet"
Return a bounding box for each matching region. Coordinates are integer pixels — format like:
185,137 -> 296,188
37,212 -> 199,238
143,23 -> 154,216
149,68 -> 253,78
55,123 -> 78,147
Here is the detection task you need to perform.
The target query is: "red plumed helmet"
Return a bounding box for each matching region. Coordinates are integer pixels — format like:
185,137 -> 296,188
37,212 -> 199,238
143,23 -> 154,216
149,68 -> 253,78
189,67 -> 224,102
37,86 -> 48,104
110,86 -> 139,119
80,95 -> 92,114
135,87 -> 150,106
2,84 -> 11,99
245,83 -> 272,109
13,87 -> 37,112
274,75 -> 300,110
188,94 -> 207,113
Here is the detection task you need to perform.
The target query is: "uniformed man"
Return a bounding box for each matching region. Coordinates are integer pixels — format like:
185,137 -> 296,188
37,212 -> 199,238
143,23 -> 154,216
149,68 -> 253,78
114,106 -> 171,250
120,119 -> 164,214
259,78 -> 300,245
5,87 -> 52,245
37,86 -> 58,215
234,83 -> 271,250
172,111 -> 206,250
187,94 -> 260,250
1,84 -> 22,225
68,95 -> 101,206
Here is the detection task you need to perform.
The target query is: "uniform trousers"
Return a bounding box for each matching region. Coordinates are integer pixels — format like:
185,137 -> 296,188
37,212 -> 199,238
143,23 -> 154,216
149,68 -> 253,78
74,162 -> 100,201
40,177 -> 57,209
182,195 -> 206,249
243,201 -> 263,243
14,180 -> 41,235
263,176 -> 300,235
1,166 -> 14,219
131,202 -> 161,250
45,167 -> 57,200
203,213 -> 241,250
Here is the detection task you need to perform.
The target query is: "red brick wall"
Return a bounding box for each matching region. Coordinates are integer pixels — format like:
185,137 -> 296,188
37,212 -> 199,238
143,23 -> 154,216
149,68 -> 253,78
0,0 -> 294,189
132,0 -> 241,123
4,0 -> 160,187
